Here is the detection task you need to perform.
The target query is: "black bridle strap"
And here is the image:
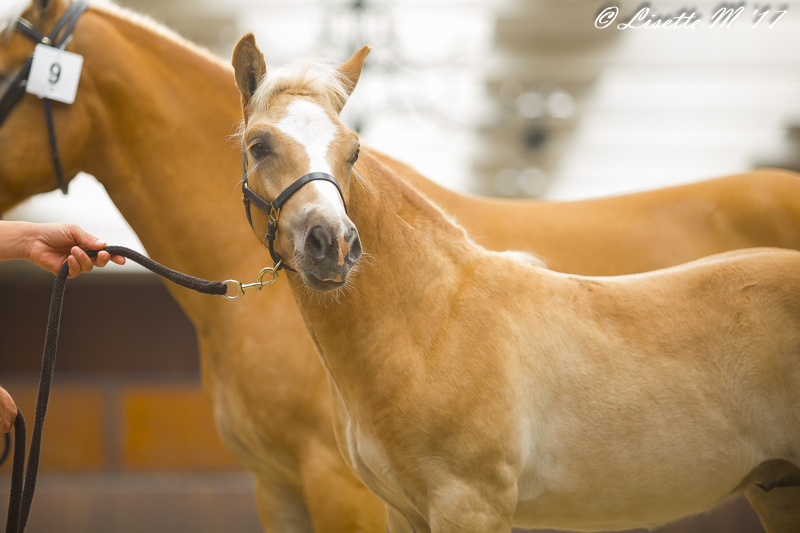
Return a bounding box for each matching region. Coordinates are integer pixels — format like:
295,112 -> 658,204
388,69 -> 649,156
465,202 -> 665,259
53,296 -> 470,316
48,4 -> 89,48
3,246 -> 236,533
13,20 -> 47,46
0,2 -> 89,195
276,172 -> 347,213
242,185 -> 274,222
43,99 -> 66,193
0,57 -> 34,125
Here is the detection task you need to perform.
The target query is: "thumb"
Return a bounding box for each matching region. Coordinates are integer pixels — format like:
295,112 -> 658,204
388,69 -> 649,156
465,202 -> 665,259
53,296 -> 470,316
70,224 -> 106,250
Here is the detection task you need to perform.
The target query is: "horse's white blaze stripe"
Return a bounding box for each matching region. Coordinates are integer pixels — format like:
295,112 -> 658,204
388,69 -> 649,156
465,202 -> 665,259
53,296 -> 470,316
276,99 -> 346,215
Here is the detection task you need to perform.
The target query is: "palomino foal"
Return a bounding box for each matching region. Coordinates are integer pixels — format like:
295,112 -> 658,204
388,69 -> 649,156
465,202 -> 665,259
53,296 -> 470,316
233,36 -> 800,533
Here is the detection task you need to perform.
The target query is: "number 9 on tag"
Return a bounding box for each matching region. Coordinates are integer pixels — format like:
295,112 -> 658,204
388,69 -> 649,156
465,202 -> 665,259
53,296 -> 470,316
26,44 -> 84,105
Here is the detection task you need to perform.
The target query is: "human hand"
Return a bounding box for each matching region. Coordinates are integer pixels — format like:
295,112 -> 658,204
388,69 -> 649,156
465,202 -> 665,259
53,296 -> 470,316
0,387 -> 16,433
24,223 -> 126,278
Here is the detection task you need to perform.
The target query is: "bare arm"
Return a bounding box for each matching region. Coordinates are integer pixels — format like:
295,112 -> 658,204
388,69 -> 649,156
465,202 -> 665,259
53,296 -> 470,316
0,221 -> 125,278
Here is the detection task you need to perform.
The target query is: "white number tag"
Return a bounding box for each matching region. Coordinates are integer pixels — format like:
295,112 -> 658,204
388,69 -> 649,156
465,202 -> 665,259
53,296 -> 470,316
26,44 -> 84,104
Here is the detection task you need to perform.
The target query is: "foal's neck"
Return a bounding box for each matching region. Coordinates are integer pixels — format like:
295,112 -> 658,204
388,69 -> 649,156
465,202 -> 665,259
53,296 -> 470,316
79,9 -> 268,285
290,152 -> 481,408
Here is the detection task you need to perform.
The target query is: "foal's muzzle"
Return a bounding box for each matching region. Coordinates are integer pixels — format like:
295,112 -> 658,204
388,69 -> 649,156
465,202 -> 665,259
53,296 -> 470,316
301,223 -> 362,290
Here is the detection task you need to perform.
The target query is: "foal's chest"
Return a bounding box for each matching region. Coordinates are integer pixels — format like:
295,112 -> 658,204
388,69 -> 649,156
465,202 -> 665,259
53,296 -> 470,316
340,409 -> 427,522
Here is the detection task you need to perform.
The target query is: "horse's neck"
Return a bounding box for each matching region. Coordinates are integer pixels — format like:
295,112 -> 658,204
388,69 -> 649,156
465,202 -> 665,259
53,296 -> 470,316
80,9 -> 266,286
291,152 -> 481,409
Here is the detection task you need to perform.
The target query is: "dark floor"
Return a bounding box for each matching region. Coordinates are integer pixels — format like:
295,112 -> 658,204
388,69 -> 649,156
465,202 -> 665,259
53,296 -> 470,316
0,477 -> 765,533
517,496 -> 765,533
0,473 -> 262,533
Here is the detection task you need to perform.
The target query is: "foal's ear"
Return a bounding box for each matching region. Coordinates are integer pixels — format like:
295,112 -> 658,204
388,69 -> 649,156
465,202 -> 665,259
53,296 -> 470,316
232,33 -> 267,115
336,45 -> 371,111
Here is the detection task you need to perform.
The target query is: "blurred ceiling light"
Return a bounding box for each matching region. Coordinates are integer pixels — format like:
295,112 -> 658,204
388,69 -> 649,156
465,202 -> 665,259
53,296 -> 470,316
546,90 -> 575,119
493,168 -> 519,196
516,91 -> 544,118
493,167 -> 549,197
517,167 -> 548,196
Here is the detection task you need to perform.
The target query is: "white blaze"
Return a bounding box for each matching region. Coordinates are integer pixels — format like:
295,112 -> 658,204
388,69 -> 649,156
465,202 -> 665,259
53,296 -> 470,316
276,100 -> 345,215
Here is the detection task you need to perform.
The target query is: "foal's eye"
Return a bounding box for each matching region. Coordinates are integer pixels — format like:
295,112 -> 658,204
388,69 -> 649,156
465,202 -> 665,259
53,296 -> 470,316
350,148 -> 360,165
249,141 -> 270,160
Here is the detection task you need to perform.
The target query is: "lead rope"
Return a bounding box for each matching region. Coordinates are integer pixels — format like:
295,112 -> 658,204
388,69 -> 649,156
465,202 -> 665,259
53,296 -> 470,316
2,246 -> 275,533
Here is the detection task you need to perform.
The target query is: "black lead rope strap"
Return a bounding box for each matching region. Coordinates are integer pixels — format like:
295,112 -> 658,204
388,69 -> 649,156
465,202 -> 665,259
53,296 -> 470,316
2,246 -> 238,533
241,141 -> 348,273
0,2 -> 90,195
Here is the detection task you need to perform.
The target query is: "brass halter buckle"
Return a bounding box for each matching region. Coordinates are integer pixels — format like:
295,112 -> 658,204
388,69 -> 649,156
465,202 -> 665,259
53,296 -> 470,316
222,261 -> 283,300
269,205 -> 281,224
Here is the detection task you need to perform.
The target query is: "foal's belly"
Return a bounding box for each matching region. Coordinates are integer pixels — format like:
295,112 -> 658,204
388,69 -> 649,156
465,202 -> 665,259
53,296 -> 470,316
512,431 -> 761,530
513,489 -> 736,531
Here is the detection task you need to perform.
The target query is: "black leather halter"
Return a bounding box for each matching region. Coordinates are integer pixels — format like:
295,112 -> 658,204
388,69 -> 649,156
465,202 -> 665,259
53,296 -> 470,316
241,140 -> 347,272
0,2 -> 89,195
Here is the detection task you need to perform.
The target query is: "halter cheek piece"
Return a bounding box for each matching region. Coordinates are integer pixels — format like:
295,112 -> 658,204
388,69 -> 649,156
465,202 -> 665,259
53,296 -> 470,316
241,140 -> 347,272
0,1 -> 89,195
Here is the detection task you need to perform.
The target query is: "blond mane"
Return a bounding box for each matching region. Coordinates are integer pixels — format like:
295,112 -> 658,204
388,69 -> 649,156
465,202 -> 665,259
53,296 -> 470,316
87,0 -> 229,70
251,58 -> 351,114
2,0 -> 229,71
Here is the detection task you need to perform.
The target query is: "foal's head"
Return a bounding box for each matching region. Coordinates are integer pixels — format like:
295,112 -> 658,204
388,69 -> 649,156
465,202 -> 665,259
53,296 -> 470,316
232,35 -> 368,293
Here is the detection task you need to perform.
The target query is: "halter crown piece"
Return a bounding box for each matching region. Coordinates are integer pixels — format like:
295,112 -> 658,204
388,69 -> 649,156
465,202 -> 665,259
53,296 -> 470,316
241,139 -> 347,272
0,1 -> 89,194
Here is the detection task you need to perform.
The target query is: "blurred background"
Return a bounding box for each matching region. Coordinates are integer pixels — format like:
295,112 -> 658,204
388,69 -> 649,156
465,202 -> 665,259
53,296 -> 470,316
2,0 -> 800,531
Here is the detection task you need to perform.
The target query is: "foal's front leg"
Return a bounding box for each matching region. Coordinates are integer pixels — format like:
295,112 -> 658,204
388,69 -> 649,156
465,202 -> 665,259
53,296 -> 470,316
427,481 -> 516,533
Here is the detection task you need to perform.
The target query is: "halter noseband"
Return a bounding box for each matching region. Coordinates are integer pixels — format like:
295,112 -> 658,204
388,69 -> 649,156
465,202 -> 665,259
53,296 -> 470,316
0,1 -> 89,195
241,140 -> 347,272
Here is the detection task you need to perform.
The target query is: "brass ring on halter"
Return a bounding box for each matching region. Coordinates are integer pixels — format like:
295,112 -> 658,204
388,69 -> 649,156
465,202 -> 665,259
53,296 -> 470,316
254,265 -> 280,286
222,264 -> 281,300
223,279 -> 245,300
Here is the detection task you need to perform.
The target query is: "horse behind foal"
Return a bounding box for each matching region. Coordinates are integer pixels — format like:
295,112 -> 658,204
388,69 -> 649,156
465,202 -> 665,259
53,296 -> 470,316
233,36 -> 800,533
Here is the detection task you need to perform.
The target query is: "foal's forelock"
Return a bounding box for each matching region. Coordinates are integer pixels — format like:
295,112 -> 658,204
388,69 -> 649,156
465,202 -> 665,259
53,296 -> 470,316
250,59 -> 350,115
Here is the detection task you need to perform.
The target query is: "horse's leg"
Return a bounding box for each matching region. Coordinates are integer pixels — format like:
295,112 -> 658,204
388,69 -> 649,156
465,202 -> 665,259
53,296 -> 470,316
744,460 -> 800,533
299,438 -> 387,532
254,475 -> 315,533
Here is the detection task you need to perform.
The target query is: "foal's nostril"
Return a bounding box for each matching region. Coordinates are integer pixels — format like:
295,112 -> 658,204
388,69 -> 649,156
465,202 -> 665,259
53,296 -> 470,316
347,229 -> 362,263
305,226 -> 329,260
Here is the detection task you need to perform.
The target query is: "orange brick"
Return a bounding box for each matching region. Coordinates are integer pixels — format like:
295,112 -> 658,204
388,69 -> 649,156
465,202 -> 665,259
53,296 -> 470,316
122,386 -> 241,471
0,384 -> 105,472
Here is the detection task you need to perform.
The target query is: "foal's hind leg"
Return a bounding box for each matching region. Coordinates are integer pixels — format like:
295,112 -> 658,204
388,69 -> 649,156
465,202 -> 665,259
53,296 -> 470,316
254,475 -> 315,532
744,460 -> 800,533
